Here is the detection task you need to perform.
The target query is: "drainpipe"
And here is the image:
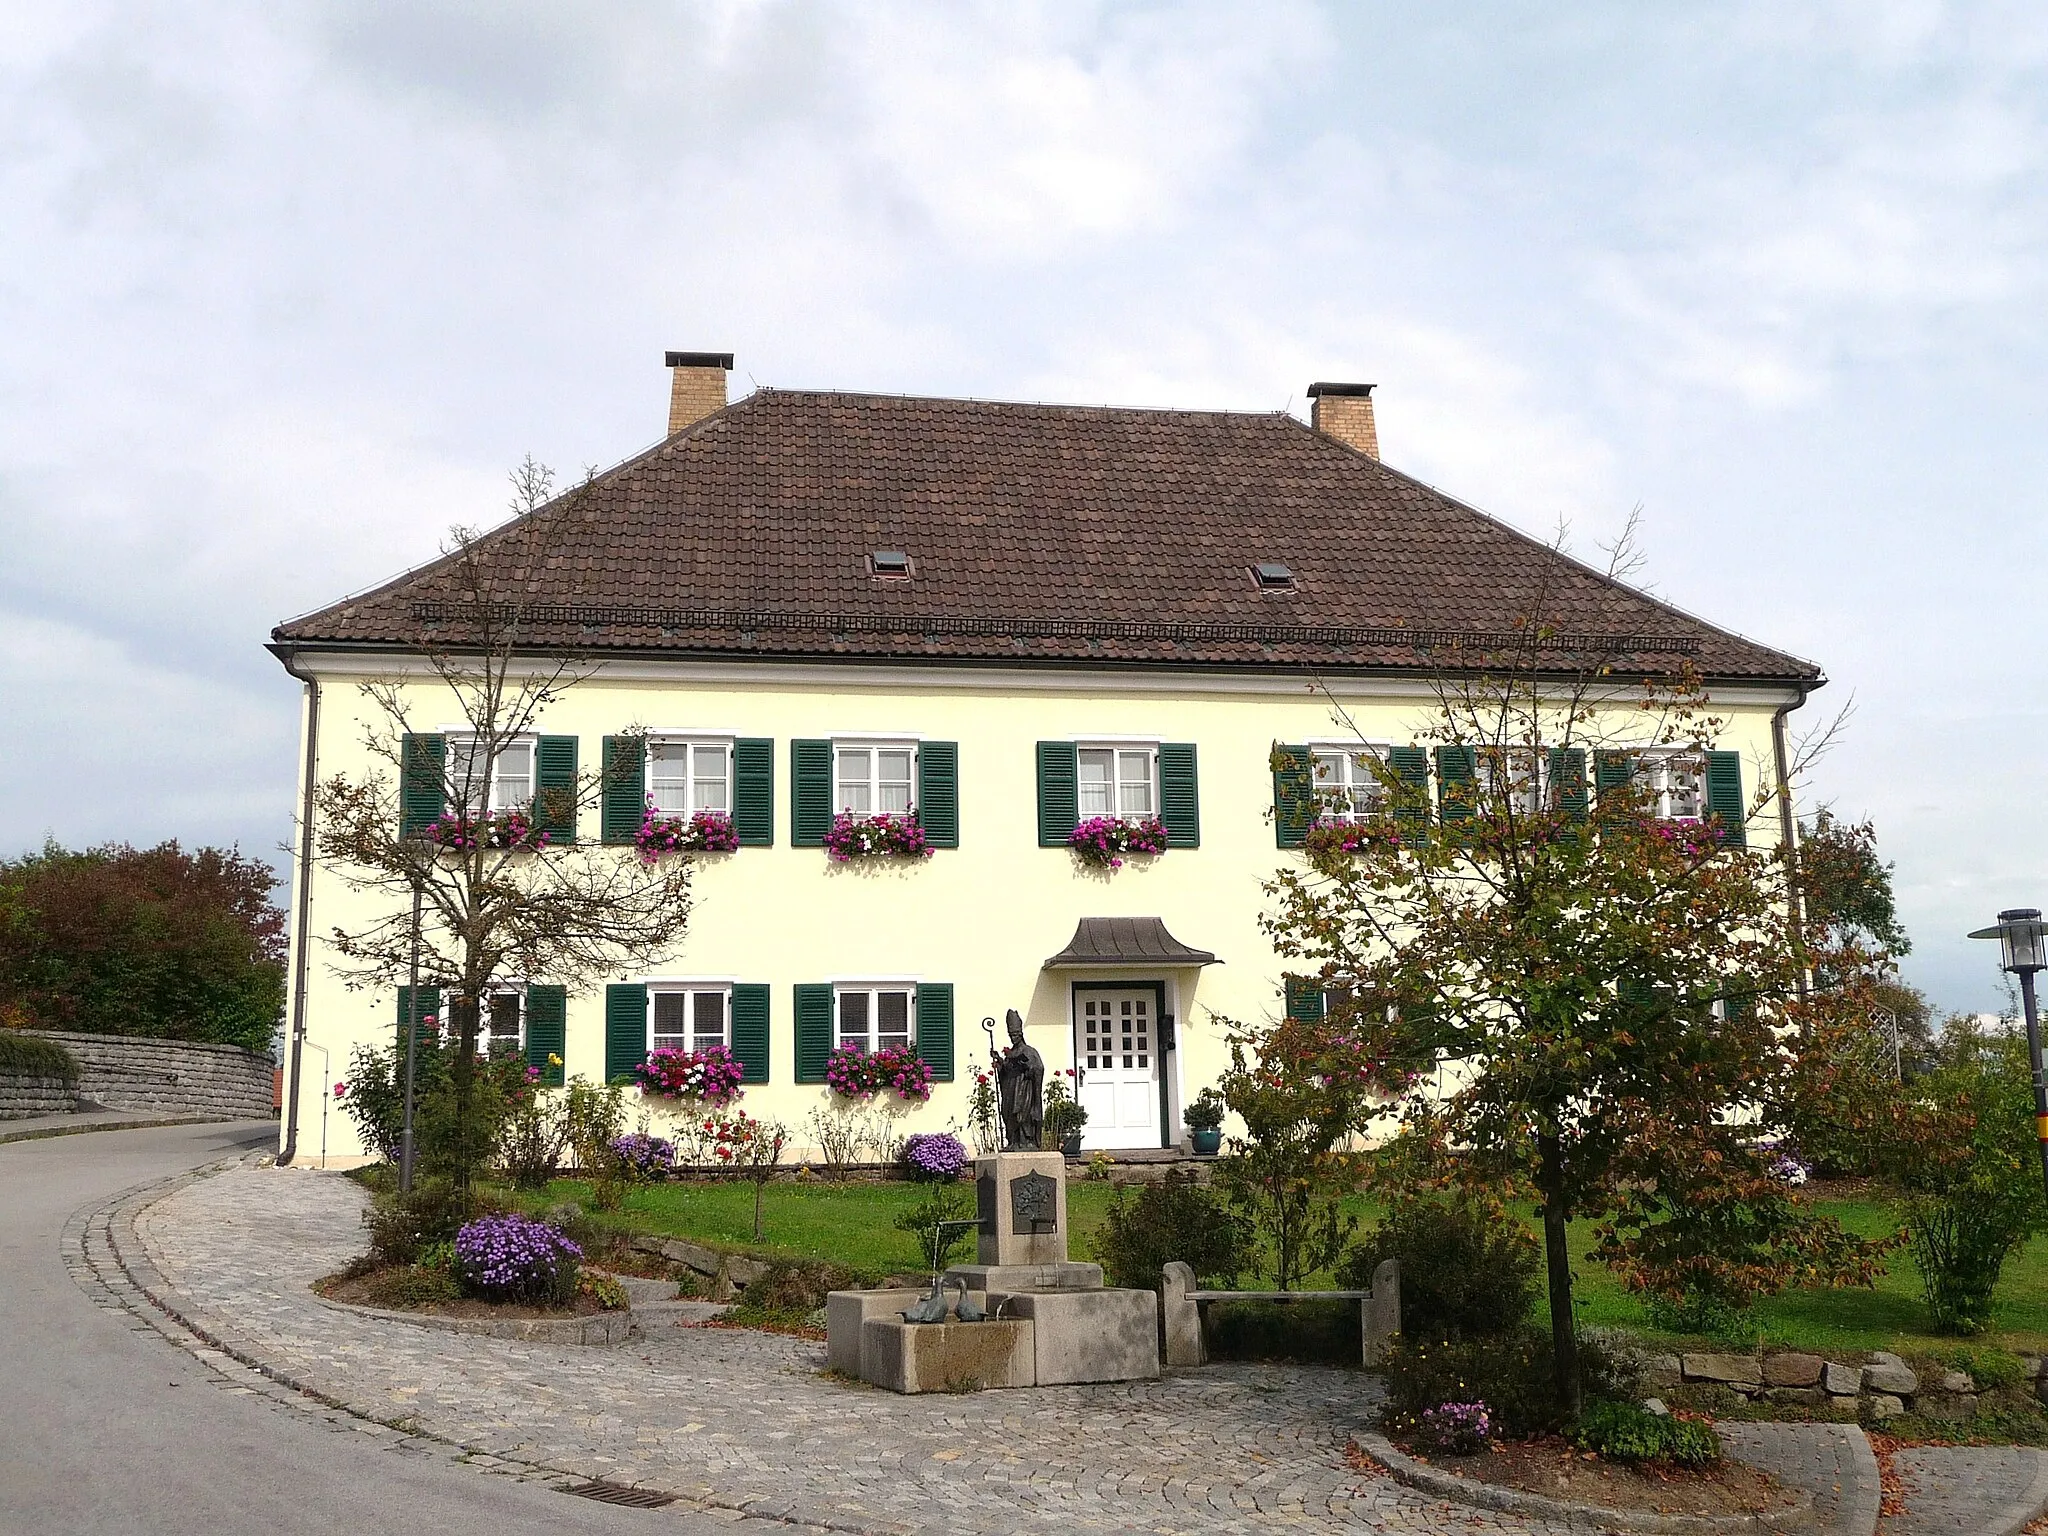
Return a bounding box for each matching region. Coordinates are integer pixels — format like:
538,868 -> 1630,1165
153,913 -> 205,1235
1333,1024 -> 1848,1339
276,647 -> 321,1165
1772,691 -> 1810,1003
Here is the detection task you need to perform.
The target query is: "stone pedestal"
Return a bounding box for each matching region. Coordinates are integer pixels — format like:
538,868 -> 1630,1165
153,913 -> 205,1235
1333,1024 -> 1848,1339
974,1151 -> 1069,1266
944,1261 -> 1101,1293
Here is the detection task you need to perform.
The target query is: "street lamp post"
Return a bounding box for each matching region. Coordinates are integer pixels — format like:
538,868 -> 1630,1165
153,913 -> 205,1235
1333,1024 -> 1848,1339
1970,907 -> 2048,1200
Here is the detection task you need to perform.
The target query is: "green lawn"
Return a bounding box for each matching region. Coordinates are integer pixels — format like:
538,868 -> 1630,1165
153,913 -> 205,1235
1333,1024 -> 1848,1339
507,1175 -> 2048,1357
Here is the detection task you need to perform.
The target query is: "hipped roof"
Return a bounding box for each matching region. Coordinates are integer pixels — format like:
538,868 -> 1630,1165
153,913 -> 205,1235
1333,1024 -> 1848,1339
273,388 -> 1820,684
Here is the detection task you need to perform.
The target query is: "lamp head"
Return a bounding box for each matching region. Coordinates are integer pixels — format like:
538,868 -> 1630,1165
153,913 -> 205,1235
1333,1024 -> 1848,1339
1970,908 -> 2048,974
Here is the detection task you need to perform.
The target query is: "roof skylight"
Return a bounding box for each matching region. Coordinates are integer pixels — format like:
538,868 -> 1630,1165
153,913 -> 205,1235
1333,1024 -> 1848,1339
1252,561 -> 1295,590
869,550 -> 912,578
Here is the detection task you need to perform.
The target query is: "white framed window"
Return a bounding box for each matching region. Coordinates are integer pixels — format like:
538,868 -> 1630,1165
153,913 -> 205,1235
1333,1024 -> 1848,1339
648,739 -> 731,816
835,742 -> 916,817
1479,747 -> 1549,817
835,983 -> 914,1055
483,990 -> 524,1056
649,985 -> 730,1054
1077,744 -> 1157,819
1636,750 -> 1705,821
1309,743 -> 1390,820
448,735 -> 535,815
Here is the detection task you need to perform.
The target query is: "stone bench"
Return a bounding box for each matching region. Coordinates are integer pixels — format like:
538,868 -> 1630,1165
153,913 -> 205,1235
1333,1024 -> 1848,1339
1161,1258 -> 1400,1368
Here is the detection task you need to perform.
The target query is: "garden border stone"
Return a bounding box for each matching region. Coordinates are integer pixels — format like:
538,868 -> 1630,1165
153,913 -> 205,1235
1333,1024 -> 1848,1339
1354,1431 -> 1816,1534
309,1289 -> 637,1345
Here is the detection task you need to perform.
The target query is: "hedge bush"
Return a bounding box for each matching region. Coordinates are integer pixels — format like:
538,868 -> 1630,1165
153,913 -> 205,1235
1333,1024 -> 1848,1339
1090,1170 -> 1254,1292
1338,1190 -> 1538,1342
1570,1398 -> 1720,1468
0,1033 -> 78,1084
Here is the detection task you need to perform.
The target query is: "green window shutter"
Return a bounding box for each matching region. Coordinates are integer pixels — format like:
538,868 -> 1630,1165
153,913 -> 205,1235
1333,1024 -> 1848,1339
1036,741 -> 1079,847
1273,744 -> 1313,849
524,985 -> 567,1086
603,983 -> 648,1084
1389,746 -> 1429,838
600,736 -> 645,845
1159,743 -> 1200,848
917,741 -> 960,848
1594,751 -> 1635,805
730,983 -> 771,1083
535,735 -> 578,844
1283,978 -> 1326,1023
396,986 -> 441,1055
399,733 -> 446,838
793,984 -> 834,1084
1705,750 -> 1746,846
791,739 -> 833,847
732,738 -> 774,847
1435,745 -> 1478,825
915,982 -> 956,1081
1550,747 -> 1589,823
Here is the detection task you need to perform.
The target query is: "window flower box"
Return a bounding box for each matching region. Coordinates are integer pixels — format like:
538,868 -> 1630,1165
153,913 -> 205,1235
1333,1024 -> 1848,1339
634,806 -> 740,863
1301,819 -> 1405,857
823,812 -> 932,862
1067,815 -> 1168,870
632,1044 -> 746,1105
823,1042 -> 933,1102
422,808 -> 550,852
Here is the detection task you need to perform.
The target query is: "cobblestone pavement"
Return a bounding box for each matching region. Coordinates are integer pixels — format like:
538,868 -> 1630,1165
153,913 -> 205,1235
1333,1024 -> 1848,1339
1719,1420 -> 1879,1536
112,1161 -> 1587,1536
87,1156 -> 2048,1536
1885,1445 -> 2048,1536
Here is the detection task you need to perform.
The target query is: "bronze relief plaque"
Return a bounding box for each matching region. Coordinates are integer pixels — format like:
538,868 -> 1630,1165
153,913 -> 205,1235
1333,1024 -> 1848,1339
1009,1171 -> 1058,1235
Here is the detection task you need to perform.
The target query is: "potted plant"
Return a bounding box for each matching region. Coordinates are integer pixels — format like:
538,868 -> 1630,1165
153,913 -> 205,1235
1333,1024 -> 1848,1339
1184,1086 -> 1226,1155
1042,1073 -> 1089,1155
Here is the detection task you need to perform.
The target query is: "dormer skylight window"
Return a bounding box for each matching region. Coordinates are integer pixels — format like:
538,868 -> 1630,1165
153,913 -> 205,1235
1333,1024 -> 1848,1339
869,550 -> 912,579
1252,561 -> 1295,591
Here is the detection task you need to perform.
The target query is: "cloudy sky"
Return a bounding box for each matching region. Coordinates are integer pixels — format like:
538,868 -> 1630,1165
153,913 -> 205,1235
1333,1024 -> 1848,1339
4,2 -> 2043,1011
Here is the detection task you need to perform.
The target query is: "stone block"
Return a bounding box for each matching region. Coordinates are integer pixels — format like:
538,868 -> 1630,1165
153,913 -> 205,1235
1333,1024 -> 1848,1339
1161,1262 -> 1203,1368
1867,1393 -> 1903,1422
1936,1369 -> 1974,1394
1647,1354 -> 1683,1389
974,1152 -> 1069,1267
995,1288 -> 1159,1384
1682,1353 -> 1762,1388
1762,1352 -> 1824,1387
1363,1258 -> 1400,1366
1823,1361 -> 1861,1396
859,1318 -> 1035,1393
826,1289 -> 927,1377
945,1261 -> 1102,1293
1870,1350 -> 1905,1367
1863,1362 -> 1918,1396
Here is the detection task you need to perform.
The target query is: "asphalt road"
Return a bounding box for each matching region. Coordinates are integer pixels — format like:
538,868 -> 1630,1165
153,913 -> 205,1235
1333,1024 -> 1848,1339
0,1121 -> 746,1535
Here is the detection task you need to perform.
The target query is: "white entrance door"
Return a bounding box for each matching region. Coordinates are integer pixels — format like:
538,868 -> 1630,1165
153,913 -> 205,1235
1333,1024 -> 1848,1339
1076,989 -> 1160,1149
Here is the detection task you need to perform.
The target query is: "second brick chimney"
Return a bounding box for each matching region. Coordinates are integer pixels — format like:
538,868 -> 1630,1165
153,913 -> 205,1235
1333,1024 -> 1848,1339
1307,381 -> 1378,460
666,351 -> 734,435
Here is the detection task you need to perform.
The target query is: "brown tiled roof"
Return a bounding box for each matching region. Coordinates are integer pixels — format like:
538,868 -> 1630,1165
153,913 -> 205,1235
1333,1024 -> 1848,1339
272,389 -> 1820,683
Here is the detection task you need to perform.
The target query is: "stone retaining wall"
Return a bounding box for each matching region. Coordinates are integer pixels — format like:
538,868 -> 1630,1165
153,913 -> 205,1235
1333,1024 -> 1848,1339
1651,1347 -> 2023,1424
0,1074 -> 80,1118
18,1030 -> 274,1119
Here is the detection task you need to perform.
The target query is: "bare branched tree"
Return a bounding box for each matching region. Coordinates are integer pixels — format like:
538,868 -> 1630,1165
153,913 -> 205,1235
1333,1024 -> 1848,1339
310,460 -> 693,1186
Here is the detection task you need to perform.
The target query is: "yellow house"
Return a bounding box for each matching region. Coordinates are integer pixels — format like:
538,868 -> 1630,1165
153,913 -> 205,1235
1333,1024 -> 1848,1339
269,354 -> 1822,1164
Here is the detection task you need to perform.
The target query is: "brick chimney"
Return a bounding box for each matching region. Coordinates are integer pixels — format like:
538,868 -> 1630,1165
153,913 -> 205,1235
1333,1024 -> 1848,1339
666,351 -> 734,435
1307,381 -> 1378,460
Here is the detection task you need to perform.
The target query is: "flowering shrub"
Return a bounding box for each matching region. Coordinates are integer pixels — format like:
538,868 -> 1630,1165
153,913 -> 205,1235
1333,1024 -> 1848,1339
1754,1135 -> 1811,1187
1068,815 -> 1169,870
421,808 -> 550,852
610,1132 -> 676,1178
1414,1401 -> 1492,1456
633,806 -> 740,863
632,1044 -> 746,1104
451,1213 -> 581,1304
902,1132 -> 969,1182
823,812 -> 932,861
824,1043 -> 934,1102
